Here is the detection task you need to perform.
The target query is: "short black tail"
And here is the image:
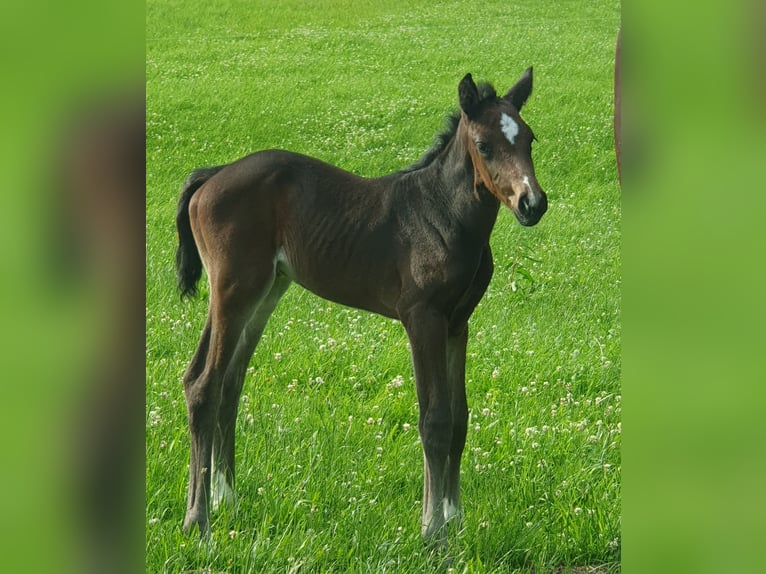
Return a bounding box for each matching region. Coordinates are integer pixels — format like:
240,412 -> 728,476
175,166 -> 224,298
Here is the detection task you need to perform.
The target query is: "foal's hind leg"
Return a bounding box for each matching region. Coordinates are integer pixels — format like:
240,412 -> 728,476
182,293 -> 251,534
181,314 -> 212,525
183,266 -> 278,534
211,274 -> 291,512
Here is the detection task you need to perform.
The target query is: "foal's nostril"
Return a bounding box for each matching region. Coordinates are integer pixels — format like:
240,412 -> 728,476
518,190 -> 547,223
519,192 -> 533,214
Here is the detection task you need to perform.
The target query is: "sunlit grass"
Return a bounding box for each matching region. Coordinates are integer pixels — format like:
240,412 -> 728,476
147,1 -> 621,572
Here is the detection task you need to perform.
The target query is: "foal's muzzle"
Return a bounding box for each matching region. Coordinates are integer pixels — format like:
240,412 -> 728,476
516,188 -> 548,226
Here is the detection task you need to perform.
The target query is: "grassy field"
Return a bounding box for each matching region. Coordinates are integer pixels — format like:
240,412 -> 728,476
146,1 -> 621,572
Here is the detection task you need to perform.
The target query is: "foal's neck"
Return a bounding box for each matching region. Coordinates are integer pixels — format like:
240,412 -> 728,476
429,122 -> 501,245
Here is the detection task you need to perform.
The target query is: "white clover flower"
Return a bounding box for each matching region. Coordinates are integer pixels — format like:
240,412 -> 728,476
148,409 -> 161,427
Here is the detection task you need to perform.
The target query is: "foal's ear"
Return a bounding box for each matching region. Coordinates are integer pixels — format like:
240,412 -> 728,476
503,66 -> 533,111
459,73 -> 481,117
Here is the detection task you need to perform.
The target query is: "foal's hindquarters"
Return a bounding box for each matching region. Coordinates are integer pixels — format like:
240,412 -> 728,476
181,169 -> 294,534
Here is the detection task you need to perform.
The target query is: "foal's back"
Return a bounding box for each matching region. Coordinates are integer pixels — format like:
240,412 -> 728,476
190,149 -> 406,317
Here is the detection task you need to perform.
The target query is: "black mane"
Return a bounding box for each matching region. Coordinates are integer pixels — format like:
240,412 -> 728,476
401,81 -> 497,173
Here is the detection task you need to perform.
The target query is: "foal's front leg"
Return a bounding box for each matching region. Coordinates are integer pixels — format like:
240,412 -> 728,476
403,306 -> 452,546
444,324 -> 469,527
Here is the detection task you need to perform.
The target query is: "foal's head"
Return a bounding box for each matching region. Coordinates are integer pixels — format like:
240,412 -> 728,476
458,68 -> 548,226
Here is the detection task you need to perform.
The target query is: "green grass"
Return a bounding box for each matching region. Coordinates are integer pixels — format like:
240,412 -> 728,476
147,1 -> 621,572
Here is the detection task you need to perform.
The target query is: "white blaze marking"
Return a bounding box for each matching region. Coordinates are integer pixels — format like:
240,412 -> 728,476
500,113 -> 519,145
211,469 -> 235,511
523,175 -> 531,191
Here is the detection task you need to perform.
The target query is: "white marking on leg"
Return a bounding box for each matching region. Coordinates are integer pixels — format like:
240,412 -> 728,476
211,469 -> 235,511
443,499 -> 458,522
500,113 -> 519,145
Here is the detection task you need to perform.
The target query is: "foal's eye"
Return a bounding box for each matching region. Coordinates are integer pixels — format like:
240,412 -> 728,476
476,141 -> 492,157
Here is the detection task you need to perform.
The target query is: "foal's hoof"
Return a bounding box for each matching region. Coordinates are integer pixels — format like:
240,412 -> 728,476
182,511 -> 209,537
422,522 -> 448,548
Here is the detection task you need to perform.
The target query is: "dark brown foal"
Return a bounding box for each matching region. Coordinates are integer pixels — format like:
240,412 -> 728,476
176,68 -> 547,548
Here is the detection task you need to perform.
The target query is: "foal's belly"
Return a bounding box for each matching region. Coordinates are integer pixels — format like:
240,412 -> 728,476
277,244 -> 401,320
